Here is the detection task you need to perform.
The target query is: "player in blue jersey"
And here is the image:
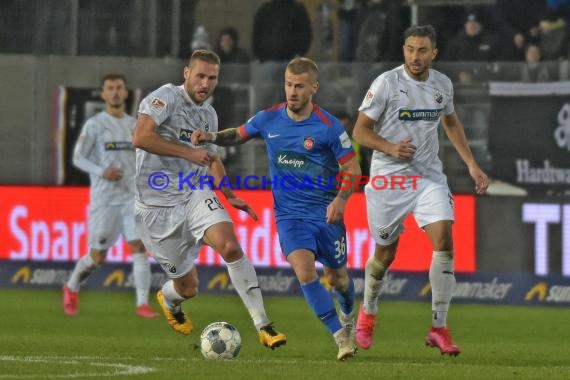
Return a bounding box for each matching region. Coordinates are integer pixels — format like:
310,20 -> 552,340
192,57 -> 362,360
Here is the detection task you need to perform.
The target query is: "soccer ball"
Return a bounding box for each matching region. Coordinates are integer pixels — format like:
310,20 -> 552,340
199,321 -> 242,360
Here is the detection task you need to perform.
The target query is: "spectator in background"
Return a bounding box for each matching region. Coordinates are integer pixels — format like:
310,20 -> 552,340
211,27 -> 250,168
445,12 -> 499,83
521,44 -> 553,82
212,26 -> 249,130
355,0 -> 405,62
251,0 -> 313,109
214,27 -> 250,64
529,9 -> 568,61
493,0 -> 545,61
252,0 -> 312,62
547,0 -> 570,24
191,25 -> 210,52
445,12 -> 498,62
507,30 -> 527,61
337,0 -> 361,62
417,5 -> 466,60
212,26 -> 249,163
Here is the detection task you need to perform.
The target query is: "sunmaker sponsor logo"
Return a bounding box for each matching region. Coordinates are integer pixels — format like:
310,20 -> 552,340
104,141 -> 133,150
398,109 -> 442,121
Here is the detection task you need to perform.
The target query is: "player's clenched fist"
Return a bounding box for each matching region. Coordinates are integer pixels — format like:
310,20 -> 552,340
191,129 -> 212,145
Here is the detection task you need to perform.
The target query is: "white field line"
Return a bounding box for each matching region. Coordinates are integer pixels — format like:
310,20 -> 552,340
0,356 -> 153,379
2,354 -> 569,376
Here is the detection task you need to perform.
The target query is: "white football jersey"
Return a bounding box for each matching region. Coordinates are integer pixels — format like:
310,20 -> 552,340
135,84 -> 218,207
73,112 -> 136,205
359,64 -> 454,185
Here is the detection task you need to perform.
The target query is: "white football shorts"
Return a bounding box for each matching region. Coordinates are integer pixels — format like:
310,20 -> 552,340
88,201 -> 139,250
134,189 -> 233,279
365,178 -> 454,246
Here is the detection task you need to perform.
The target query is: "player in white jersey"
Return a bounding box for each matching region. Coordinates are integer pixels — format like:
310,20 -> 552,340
132,50 -> 286,349
63,73 -> 159,319
352,25 -> 489,355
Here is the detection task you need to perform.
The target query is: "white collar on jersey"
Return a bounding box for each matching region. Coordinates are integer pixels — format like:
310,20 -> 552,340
401,64 -> 432,83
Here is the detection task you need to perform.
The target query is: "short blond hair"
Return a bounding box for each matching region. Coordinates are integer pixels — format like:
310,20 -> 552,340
286,57 -> 319,82
188,49 -> 221,67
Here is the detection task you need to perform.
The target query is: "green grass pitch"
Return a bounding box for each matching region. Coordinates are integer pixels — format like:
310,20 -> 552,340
1,289 -> 569,379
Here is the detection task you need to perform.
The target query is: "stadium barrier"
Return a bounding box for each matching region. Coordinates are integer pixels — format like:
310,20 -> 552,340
2,261 -> 570,307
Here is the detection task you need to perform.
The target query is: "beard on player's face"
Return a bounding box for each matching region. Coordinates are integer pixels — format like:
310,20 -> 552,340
407,61 -> 426,74
287,96 -> 310,113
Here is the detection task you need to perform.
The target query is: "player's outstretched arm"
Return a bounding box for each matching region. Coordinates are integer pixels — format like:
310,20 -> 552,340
440,112 -> 489,194
191,128 -> 248,146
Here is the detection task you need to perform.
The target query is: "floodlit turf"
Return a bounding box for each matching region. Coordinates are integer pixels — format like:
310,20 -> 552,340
0,289 -> 569,379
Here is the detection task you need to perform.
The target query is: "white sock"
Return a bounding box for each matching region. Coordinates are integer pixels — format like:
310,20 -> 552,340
67,253 -> 99,292
363,255 -> 388,315
226,255 -> 270,330
161,280 -> 186,313
429,250 -> 455,328
132,253 -> 151,307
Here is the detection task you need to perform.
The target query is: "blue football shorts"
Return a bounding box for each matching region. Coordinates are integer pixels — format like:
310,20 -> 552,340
276,218 -> 348,269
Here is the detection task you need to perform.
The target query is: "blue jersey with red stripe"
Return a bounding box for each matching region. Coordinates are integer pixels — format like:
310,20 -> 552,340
239,103 -> 355,221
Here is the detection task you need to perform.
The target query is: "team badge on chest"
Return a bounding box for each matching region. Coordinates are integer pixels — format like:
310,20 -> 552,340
434,89 -> 443,104
303,137 -> 315,150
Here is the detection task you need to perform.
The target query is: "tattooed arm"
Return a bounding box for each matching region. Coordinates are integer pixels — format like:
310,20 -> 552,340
191,127 -> 249,146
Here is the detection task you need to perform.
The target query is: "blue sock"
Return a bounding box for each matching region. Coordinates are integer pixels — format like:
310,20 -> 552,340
301,279 -> 342,335
333,278 -> 355,315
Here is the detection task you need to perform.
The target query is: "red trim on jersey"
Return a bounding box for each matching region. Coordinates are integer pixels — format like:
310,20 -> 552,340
264,102 -> 287,112
338,151 -> 356,165
312,104 -> 333,126
238,124 -> 248,139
